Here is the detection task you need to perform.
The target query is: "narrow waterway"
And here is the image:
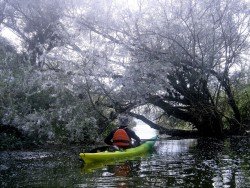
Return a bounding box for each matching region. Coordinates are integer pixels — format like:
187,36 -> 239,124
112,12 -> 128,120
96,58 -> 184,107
0,123 -> 249,187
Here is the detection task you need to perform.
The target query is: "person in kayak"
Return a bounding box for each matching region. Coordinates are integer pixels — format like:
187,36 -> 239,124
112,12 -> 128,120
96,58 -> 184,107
104,115 -> 141,149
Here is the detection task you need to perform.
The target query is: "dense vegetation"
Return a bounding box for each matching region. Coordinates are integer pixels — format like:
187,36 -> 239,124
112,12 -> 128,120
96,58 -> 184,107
0,0 -> 249,149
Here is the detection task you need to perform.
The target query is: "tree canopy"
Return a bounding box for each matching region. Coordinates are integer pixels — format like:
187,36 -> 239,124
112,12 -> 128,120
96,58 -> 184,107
0,0 -> 249,147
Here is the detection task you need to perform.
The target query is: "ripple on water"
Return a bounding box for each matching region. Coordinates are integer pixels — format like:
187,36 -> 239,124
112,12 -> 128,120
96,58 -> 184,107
0,137 -> 249,187
0,151 -> 52,161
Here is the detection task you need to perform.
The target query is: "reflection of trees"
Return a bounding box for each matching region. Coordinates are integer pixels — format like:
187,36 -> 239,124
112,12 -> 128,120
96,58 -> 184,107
194,138 -> 224,159
190,137 -> 250,187
226,137 -> 250,186
144,139 -> 198,187
81,138 -> 249,187
156,139 -> 197,155
141,138 -> 249,187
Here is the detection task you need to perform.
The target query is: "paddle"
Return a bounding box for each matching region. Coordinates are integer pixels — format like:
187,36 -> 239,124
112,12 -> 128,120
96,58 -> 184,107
88,146 -> 110,153
88,138 -> 158,153
141,138 -> 158,142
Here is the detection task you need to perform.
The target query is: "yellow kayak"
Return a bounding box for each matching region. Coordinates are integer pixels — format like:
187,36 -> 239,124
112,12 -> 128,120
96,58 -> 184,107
79,137 -> 157,164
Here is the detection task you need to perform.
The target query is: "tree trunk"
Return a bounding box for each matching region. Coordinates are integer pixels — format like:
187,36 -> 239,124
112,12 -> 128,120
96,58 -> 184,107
194,110 -> 223,137
148,96 -> 224,137
212,72 -> 244,134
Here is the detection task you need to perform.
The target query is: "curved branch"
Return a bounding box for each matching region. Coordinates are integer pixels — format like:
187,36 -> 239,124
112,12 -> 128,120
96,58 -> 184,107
128,112 -> 199,137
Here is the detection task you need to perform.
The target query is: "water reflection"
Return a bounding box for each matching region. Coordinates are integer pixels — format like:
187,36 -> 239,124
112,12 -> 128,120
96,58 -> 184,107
106,161 -> 141,188
80,159 -> 143,188
187,137 -> 249,188
0,137 -> 249,187
156,139 -> 197,155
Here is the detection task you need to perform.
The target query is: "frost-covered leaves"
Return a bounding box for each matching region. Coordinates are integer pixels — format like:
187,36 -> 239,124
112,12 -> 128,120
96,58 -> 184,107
70,0 -> 249,134
2,0 -> 67,67
0,47 -> 101,144
0,0 -> 249,142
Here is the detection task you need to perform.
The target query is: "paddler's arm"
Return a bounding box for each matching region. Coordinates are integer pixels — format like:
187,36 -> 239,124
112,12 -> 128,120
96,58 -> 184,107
104,130 -> 115,145
126,129 -> 141,146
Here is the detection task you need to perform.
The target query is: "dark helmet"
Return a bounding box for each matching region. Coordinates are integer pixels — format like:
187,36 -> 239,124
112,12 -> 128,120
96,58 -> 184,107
118,115 -> 129,127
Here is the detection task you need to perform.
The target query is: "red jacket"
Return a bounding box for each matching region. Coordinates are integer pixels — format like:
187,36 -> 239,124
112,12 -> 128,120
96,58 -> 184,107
104,126 -> 141,148
112,128 -> 131,147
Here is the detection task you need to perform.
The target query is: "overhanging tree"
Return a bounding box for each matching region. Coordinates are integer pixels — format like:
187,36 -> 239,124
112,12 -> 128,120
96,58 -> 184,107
75,0 -> 249,136
1,0 -> 248,140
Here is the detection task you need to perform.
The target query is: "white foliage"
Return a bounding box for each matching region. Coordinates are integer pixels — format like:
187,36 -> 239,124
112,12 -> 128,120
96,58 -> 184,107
0,0 -> 249,143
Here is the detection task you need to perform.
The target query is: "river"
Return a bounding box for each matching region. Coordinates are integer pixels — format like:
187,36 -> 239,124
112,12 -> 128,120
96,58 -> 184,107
0,123 -> 249,187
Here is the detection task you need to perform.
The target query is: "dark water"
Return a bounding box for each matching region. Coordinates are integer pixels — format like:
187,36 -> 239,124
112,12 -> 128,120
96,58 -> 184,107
0,136 -> 249,187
